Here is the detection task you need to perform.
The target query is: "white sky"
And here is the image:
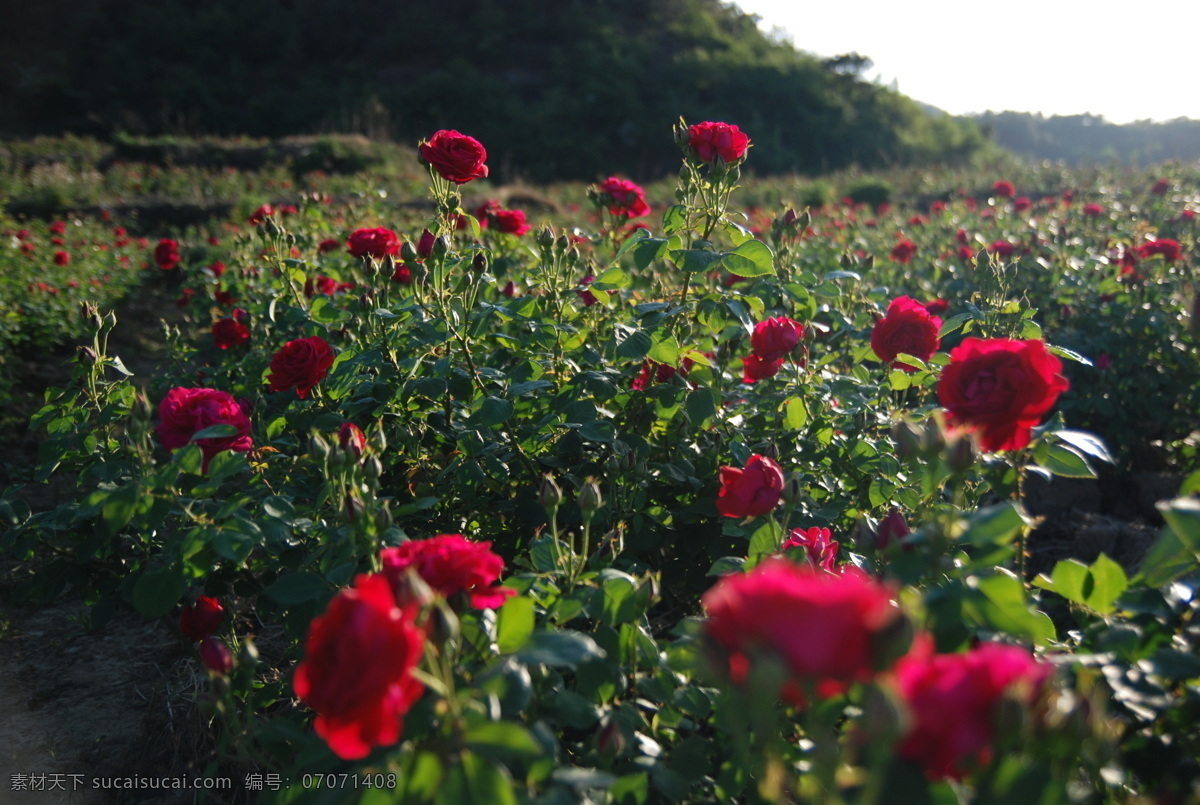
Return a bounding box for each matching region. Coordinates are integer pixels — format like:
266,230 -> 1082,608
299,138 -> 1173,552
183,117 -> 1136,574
731,0 -> 1200,123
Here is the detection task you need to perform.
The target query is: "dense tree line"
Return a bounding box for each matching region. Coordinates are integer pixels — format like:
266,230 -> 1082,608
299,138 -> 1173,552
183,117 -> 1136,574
1,0 -> 988,181
975,112 -> 1200,165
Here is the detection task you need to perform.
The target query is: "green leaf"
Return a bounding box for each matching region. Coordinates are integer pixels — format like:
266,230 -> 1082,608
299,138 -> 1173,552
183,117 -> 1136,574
190,424 -> 239,441
647,331 -> 680,365
515,630 -> 605,668
1046,344 -> 1093,367
685,388 -> 716,423
264,572 -> 329,605
496,596 -> 535,653
464,722 -> 545,762
783,397 -> 807,429
591,266 -> 630,291
439,753 -> 517,805
1034,441 -> 1096,478
630,238 -> 670,270
613,228 -> 651,261
671,249 -> 724,275
938,313 -> 973,338
470,397 -> 514,428
970,570 -> 1056,645
131,566 -> 184,619
1086,553 -> 1127,615
580,420 -> 615,443
1054,430 -> 1115,465
662,204 -> 689,234
1049,559 -> 1089,605
616,329 -> 653,360
748,520 -> 783,561
721,239 -> 775,277
1136,528 -> 1200,587
101,483 -> 140,536
1158,497 -> 1200,553
958,501 -> 1031,546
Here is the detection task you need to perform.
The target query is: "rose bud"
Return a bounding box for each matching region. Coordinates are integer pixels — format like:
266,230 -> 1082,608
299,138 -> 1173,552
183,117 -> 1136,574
416,229 -> 436,259
337,422 -> 367,460
199,638 -> 234,675
579,479 -> 603,520
876,509 -> 910,551
539,476 -> 563,512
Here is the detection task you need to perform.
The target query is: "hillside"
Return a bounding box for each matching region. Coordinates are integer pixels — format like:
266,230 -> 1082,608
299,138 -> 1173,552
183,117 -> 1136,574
0,0 -> 987,181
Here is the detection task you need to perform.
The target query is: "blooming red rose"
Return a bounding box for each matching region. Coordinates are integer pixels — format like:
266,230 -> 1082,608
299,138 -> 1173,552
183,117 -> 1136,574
392,264 -> 413,284
988,240 -> 1015,259
346,227 -> 400,260
992,180 -> 1015,198
924,298 -> 949,315
53,250 -> 70,266
890,239 -> 917,264
156,387 -> 253,471
380,534 -> 515,609
199,638 -> 234,675
212,315 -> 250,350
318,237 -> 340,254
293,573 -> 425,760
893,637 -> 1051,780
492,208 -> 531,236
937,338 -> 1069,452
248,204 -> 275,225
597,176 -> 651,218
781,527 -> 839,571
154,238 -> 181,270
702,561 -> 901,699
337,422 -> 367,460
1012,197 -> 1031,212
473,200 -> 501,228
750,316 -> 805,362
207,261 -> 227,278
715,454 -> 784,518
267,336 -> 336,399
741,354 -> 783,383
871,296 -> 942,371
419,130 -> 489,184
1082,203 -> 1104,218
687,121 -> 750,163
1135,238 -> 1181,262
179,596 -> 224,641
49,220 -> 66,235
1152,178 -> 1170,196
632,360 -> 679,390
875,508 -> 911,551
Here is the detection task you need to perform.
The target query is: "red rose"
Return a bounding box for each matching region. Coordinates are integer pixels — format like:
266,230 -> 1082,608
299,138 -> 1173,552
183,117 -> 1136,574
937,338 -> 1069,452
154,238 -> 181,270
1152,178 -> 1170,196
392,265 -> 413,284
687,121 -> 750,163
741,354 -> 783,383
179,596 -> 224,641
248,204 -> 275,225
1012,196 -> 1031,212
702,561 -> 901,699
492,208 -> 530,236
293,573 -> 425,760
750,316 -> 805,362
781,527 -> 839,571
1135,238 -> 1181,262
317,238 -> 340,254
418,129 -> 489,184
597,177 -> 651,218
871,296 -> 942,371
715,454 -> 784,518
337,422 -> 366,460
267,336 -> 336,399
875,508 -> 911,551
924,298 -> 949,315
346,227 -> 400,260
211,316 -> 250,350
992,180 -> 1015,198
1082,203 -> 1104,217
155,387 -> 253,471
199,638 -> 234,675
380,534 -> 515,609
988,240 -> 1015,258
890,239 -> 917,264
893,637 -> 1051,779
49,220 -> 66,235
207,261 -> 227,278
53,250 -> 70,266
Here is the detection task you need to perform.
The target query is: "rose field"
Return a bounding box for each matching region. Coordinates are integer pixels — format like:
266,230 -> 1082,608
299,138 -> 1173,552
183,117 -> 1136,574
2,122 -> 1200,805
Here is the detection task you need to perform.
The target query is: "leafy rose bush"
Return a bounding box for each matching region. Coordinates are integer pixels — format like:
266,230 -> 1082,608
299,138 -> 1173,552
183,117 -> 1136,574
5,126 -> 1200,804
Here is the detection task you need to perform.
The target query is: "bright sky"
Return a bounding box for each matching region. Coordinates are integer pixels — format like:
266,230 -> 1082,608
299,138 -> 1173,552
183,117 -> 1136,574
731,0 -> 1200,123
